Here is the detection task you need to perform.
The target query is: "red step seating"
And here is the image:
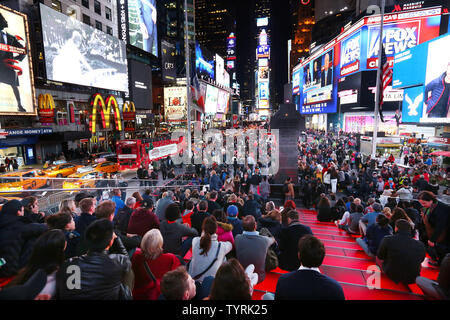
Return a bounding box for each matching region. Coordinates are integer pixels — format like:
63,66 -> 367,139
251,208 -> 440,300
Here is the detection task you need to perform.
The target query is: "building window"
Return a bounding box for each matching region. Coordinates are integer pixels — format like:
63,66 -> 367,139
94,0 -> 101,15
105,7 -> 112,20
82,14 -> 90,26
95,20 -> 102,31
82,0 -> 89,9
51,0 -> 62,12
106,26 -> 113,35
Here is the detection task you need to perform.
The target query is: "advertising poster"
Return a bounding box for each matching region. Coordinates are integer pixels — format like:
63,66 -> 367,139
205,85 -> 218,114
164,86 -> 187,122
41,4 -> 128,92
215,54 -> 225,86
259,82 -> 269,100
217,89 -> 229,114
340,30 -> 361,77
161,39 -> 176,82
195,42 -> 215,80
402,86 -> 424,123
423,33 -> 450,123
121,0 -> 158,57
0,5 -> 35,115
128,59 -> 152,110
364,11 -> 441,70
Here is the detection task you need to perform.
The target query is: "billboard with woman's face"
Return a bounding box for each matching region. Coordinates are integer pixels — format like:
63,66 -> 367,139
0,5 -> 35,115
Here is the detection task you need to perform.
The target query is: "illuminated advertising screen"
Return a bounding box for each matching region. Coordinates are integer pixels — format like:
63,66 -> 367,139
117,0 -> 158,57
363,9 -> 441,70
259,58 -> 268,67
259,67 -> 269,81
292,6 -> 442,115
161,39 -> 177,82
128,59 -> 152,110
164,86 -> 186,122
340,30 -> 361,77
259,82 -> 269,100
41,4 -> 128,92
217,89 -> 229,114
0,5 -> 35,115
257,45 -> 270,58
303,50 -> 334,105
215,54 -> 226,86
195,42 -> 214,80
393,42 -> 429,88
256,17 -> 268,27
205,85 -> 218,114
423,33 -> 450,123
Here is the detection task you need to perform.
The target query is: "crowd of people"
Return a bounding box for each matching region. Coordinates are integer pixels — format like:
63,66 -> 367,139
0,129 -> 449,301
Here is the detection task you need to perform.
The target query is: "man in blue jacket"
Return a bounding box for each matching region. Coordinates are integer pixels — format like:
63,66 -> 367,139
209,170 -> 222,191
425,62 -> 450,118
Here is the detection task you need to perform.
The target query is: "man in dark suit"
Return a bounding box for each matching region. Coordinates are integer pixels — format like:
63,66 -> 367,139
269,235 -> 345,300
0,12 -> 26,112
278,209 -> 313,271
377,219 -> 426,284
207,191 -> 221,215
320,52 -> 333,87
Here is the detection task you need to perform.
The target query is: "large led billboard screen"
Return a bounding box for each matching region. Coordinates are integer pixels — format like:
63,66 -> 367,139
217,89 -> 229,114
117,0 -> 158,57
195,42 -> 215,80
292,6 -> 442,115
128,59 -> 152,110
41,4 -> 128,92
0,4 -> 35,115
423,33 -> 450,122
164,86 -> 186,122
205,85 -> 218,114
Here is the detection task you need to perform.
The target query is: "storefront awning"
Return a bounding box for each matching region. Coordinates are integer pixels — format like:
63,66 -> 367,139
430,151 -> 450,157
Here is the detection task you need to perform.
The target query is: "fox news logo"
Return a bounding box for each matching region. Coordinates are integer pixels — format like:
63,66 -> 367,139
368,24 -> 419,58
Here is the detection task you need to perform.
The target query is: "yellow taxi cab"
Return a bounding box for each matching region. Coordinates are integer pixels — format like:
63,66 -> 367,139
0,168 -> 48,193
42,162 -> 83,178
63,167 -> 98,191
0,196 -> 23,212
93,160 -> 119,174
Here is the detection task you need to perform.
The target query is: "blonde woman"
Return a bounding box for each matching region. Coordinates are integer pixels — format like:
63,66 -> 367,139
131,229 -> 182,300
382,207 -> 392,219
59,199 -> 78,217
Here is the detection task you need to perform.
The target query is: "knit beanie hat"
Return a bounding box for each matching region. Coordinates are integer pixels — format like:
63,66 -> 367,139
227,205 -> 238,217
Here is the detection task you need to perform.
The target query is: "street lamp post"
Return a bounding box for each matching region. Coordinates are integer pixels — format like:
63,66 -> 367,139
184,0 -> 192,164
372,0 -> 386,159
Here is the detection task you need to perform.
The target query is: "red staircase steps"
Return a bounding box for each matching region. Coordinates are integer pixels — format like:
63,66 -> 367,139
250,208 -> 440,300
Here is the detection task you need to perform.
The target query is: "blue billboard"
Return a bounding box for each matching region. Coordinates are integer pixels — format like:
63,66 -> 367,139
392,43 -> 429,88
195,42 -> 215,80
340,30 -> 361,77
402,86 -> 425,122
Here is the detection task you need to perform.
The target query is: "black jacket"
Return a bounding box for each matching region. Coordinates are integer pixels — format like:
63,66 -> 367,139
428,201 -> 450,246
190,211 -> 210,235
275,269 -> 345,300
55,249 -> 132,300
278,222 -> 313,271
377,230 -> 426,284
317,206 -> 333,222
207,200 -> 222,215
114,206 -> 134,234
0,214 -> 48,277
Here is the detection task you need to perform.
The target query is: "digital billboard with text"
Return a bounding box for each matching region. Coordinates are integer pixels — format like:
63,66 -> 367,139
292,6 -> 442,115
